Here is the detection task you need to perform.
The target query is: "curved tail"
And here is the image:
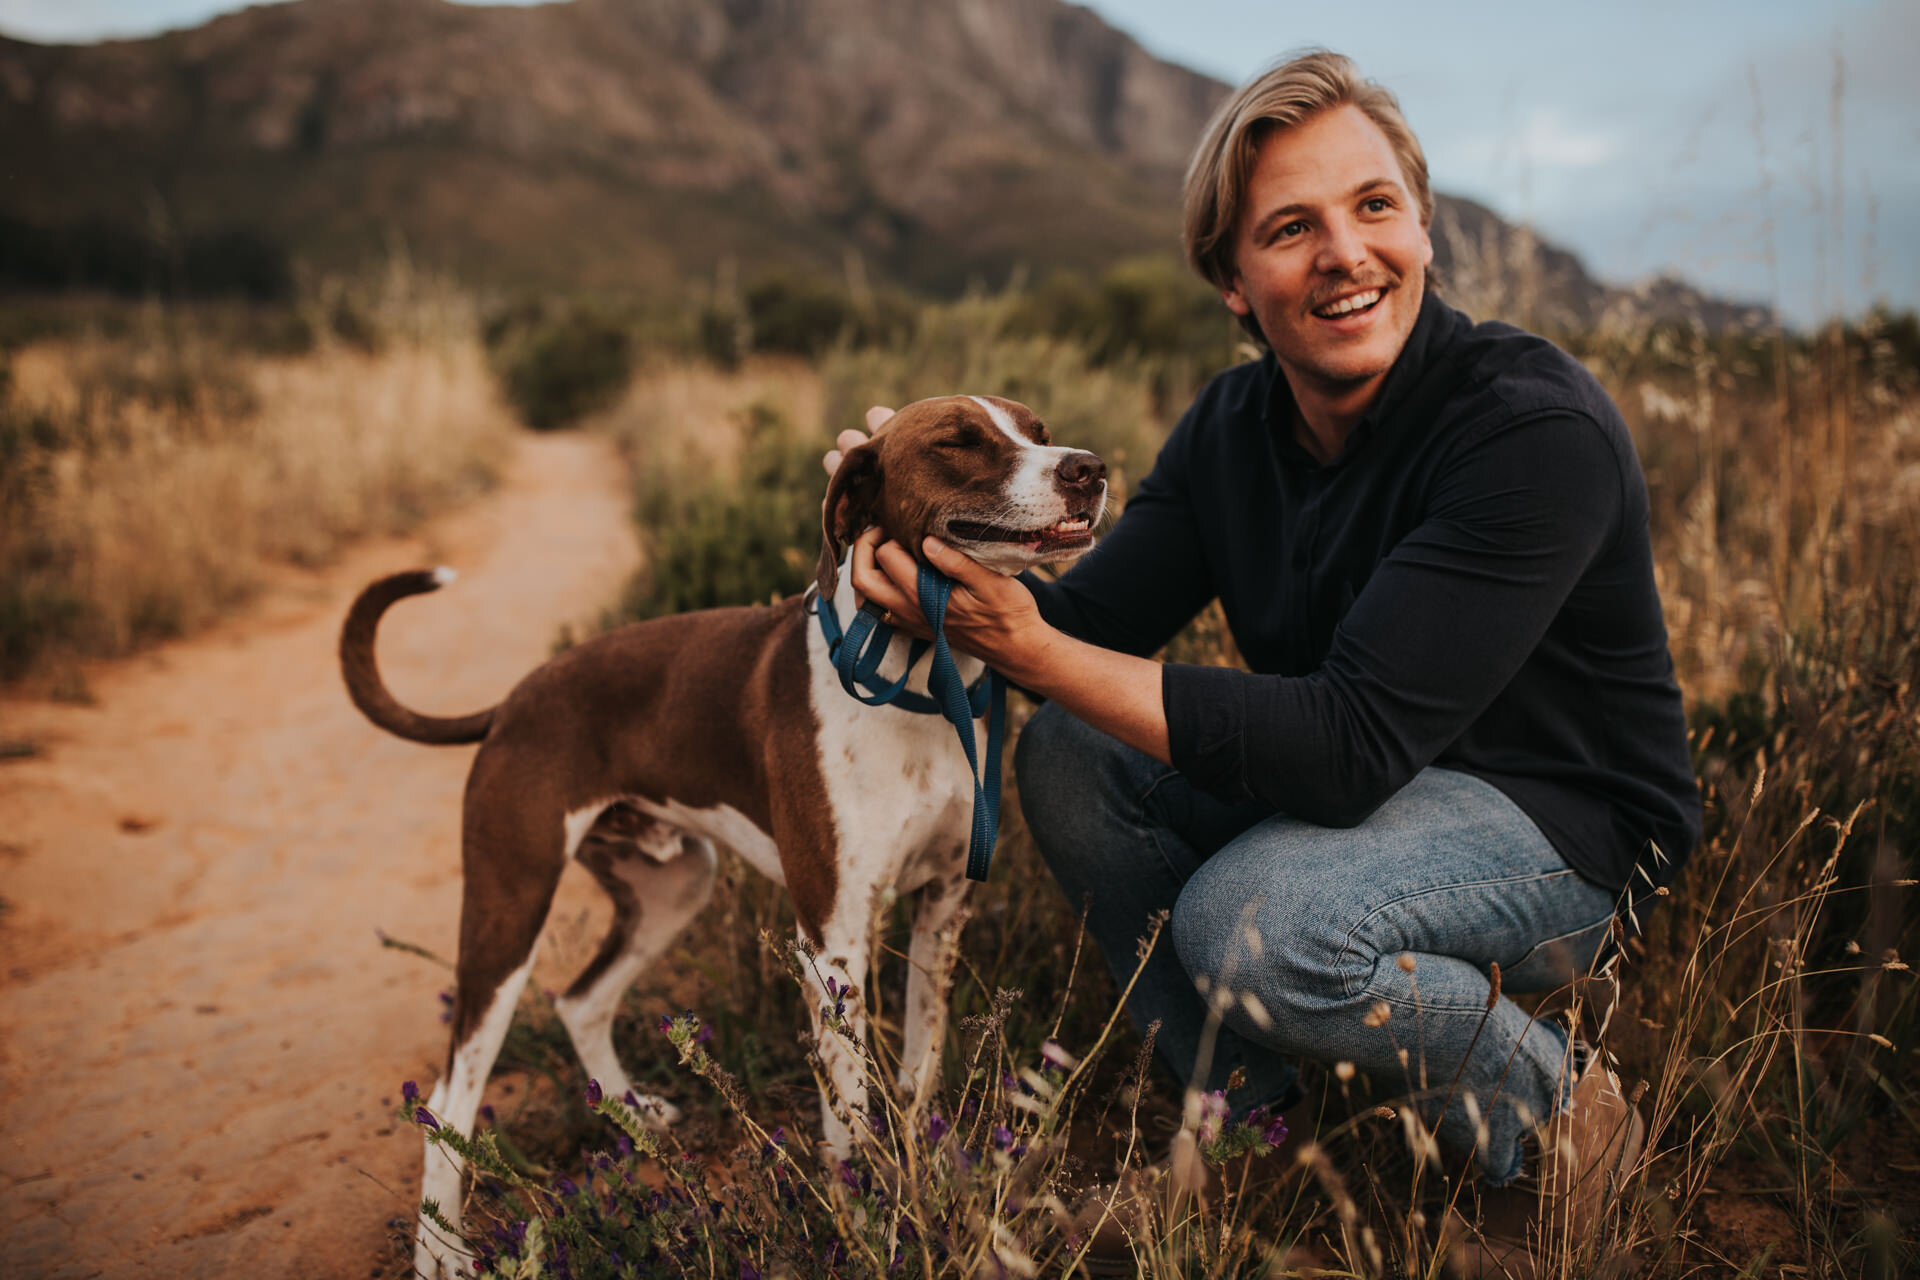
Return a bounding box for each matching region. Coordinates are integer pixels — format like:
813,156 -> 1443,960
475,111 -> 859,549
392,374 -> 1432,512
339,568 -> 495,745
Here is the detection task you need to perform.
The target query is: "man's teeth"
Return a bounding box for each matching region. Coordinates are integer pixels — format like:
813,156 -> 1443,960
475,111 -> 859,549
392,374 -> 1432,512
1317,289 -> 1382,317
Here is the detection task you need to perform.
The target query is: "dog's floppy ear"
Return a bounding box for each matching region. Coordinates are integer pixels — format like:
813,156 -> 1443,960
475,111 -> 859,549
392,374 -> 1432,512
817,440 -> 883,598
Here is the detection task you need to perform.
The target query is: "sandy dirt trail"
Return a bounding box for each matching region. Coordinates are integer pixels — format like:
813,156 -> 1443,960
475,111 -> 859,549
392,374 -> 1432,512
0,431 -> 641,1278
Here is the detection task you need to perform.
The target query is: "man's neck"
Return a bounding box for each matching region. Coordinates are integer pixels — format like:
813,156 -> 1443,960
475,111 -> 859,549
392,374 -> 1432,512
1288,372 -> 1387,464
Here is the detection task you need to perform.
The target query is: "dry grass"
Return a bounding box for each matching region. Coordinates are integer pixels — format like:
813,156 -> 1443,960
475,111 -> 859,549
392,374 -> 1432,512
0,302 -> 515,680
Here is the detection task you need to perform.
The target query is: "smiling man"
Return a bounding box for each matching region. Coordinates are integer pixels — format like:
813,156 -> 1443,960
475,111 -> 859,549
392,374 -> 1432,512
842,50 -> 1700,1271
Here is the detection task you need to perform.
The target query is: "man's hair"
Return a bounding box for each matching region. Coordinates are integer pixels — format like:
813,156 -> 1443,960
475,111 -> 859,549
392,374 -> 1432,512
1182,49 -> 1433,297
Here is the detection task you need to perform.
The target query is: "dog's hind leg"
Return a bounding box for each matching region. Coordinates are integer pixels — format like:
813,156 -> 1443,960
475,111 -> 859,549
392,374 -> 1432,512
415,788 -> 566,1280
898,872 -> 969,1105
554,815 -> 716,1126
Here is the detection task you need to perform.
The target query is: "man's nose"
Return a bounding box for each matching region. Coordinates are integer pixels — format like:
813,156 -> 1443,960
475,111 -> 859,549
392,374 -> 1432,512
1315,215 -> 1368,275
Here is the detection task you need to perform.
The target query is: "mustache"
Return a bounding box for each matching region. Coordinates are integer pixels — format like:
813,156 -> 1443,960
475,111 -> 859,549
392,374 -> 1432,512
1304,270 -> 1400,314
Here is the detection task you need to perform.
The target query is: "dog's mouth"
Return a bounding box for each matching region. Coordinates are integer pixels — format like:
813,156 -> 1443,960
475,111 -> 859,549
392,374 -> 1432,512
944,513 -> 1097,555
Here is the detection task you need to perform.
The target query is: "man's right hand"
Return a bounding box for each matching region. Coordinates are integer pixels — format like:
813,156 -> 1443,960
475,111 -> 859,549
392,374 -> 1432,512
822,405 -> 893,477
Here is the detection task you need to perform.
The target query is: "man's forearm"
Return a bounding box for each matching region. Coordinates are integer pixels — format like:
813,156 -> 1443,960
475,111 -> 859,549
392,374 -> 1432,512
997,627 -> 1171,765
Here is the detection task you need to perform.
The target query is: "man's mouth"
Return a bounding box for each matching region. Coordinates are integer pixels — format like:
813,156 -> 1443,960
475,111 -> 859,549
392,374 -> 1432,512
1312,287 -> 1384,320
945,514 -> 1095,552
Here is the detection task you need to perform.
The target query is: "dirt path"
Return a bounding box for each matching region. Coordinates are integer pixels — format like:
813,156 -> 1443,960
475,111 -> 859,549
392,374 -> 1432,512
0,431 -> 641,1278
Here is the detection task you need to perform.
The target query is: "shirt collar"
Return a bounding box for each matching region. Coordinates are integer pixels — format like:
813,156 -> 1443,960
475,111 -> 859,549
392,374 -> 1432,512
1260,284 -> 1470,468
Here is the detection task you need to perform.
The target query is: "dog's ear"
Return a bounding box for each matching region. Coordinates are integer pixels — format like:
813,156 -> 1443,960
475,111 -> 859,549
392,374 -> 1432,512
817,441 -> 883,598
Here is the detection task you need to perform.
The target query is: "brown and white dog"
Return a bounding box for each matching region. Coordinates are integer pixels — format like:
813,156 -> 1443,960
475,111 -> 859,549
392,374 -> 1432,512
339,395 -> 1106,1277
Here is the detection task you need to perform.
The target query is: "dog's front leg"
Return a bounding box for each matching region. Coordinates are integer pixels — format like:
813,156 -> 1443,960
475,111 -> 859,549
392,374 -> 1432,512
898,873 -> 969,1105
800,918 -> 874,1160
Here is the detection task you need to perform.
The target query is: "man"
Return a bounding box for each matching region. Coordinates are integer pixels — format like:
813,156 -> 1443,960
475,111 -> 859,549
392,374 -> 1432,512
834,50 -> 1700,1269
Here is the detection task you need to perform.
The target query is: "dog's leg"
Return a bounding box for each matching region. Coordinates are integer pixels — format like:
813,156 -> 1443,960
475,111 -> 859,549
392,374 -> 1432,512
415,785 -> 565,1280
898,873 -> 969,1105
555,829 -> 717,1125
801,917 -> 874,1160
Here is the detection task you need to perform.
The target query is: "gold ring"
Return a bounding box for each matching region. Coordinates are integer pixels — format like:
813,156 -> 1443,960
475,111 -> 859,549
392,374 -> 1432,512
880,609 -> 896,626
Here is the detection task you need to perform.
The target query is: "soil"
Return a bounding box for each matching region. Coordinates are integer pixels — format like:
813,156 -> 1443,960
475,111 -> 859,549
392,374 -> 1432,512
0,431 -> 641,1279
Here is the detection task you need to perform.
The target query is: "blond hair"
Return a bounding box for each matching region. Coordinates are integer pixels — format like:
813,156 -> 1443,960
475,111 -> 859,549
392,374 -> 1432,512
1183,50 -> 1432,299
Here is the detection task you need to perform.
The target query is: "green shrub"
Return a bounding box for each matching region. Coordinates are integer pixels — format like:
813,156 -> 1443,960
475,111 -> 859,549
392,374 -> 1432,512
489,304 -> 635,431
619,399 -> 822,619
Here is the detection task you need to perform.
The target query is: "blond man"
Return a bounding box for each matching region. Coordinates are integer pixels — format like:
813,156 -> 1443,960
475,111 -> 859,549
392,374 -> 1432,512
842,50 -> 1698,1271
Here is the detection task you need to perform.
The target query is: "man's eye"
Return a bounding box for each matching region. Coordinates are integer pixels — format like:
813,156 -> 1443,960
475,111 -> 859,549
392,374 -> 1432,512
1363,196 -> 1391,213
1278,220 -> 1308,239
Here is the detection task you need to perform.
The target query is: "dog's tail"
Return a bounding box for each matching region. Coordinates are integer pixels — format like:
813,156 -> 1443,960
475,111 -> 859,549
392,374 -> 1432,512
339,568 -> 495,745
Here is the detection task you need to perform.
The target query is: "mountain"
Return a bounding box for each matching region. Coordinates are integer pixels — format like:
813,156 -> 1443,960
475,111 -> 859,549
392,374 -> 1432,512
0,0 -> 1768,328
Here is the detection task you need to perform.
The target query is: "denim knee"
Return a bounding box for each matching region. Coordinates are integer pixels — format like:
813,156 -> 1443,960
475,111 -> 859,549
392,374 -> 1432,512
1172,864 -> 1358,1050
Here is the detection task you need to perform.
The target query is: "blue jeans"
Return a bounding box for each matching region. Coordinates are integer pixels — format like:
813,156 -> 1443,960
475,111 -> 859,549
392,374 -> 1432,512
1014,702 -> 1620,1182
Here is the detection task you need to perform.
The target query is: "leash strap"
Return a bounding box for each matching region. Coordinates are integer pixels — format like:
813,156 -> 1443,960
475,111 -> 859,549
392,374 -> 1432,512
813,571 -> 1006,881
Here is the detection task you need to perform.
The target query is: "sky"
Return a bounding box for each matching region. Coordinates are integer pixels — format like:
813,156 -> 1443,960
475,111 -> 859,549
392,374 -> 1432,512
2,0 -> 1914,326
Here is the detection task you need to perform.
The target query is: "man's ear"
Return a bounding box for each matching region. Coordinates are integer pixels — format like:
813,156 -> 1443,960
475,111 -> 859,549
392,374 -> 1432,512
816,442 -> 883,598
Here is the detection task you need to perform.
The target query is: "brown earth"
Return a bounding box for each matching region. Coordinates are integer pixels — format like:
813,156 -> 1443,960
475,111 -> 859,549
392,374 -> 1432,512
0,430 -> 640,1278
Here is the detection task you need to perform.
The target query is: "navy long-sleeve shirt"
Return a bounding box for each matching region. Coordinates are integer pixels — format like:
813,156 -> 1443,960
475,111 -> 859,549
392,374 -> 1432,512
1026,290 -> 1701,897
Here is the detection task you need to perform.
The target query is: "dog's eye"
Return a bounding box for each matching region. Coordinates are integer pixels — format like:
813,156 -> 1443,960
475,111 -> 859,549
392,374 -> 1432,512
1032,424 -> 1052,445
936,435 -> 975,450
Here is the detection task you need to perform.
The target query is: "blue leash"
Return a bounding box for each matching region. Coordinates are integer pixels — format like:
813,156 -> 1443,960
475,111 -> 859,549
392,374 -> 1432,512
812,567 -> 1006,882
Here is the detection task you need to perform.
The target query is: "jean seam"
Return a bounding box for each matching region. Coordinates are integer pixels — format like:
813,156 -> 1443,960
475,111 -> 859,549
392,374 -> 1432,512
1137,768 -> 1193,882
1506,912 -> 1616,978
1334,869 -> 1584,1001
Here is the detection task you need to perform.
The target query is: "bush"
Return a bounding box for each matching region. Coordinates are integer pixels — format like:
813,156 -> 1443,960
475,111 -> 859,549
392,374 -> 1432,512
489,304 -> 635,431
618,399 -> 823,619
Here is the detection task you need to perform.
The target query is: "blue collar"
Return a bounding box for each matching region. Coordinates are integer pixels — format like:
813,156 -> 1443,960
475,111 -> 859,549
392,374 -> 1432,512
810,567 -> 1007,882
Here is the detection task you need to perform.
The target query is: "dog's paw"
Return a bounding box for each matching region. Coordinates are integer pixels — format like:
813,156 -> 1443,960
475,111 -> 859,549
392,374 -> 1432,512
631,1092 -> 682,1129
414,1228 -> 471,1280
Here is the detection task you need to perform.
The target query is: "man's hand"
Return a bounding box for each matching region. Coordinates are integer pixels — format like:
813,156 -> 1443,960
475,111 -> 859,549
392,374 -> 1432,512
822,405 -> 892,478
848,528 -> 1048,673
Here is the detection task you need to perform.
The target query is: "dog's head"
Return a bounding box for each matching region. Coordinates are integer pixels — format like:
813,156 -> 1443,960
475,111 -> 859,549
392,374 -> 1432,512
817,394 -> 1108,597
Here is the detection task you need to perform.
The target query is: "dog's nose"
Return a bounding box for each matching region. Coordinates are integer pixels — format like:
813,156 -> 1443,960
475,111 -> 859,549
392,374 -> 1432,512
1055,451 -> 1107,496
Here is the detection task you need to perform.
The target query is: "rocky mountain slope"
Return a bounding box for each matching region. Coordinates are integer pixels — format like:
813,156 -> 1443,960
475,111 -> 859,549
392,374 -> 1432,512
0,0 -> 1764,327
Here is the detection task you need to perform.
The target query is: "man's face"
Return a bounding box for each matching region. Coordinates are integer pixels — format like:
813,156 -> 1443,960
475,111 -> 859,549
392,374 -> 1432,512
1221,104 -> 1434,403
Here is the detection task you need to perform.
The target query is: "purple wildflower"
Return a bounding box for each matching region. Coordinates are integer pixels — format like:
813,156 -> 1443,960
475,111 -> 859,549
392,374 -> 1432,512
825,975 -> 839,998
415,1107 -> 440,1130
401,1080 -> 420,1104
991,1124 -> 1014,1150
657,1014 -> 672,1034
695,1022 -> 714,1045
1196,1089 -> 1230,1146
927,1112 -> 949,1143
741,1264 -> 762,1280
554,1176 -> 578,1197
585,1079 -> 603,1106
1263,1114 -> 1290,1146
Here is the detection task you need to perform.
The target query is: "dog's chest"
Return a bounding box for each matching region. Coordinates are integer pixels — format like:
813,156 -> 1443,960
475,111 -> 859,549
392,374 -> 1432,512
806,623 -> 981,888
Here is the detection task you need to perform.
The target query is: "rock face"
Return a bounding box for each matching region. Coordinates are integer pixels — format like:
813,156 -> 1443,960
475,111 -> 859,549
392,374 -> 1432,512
0,0 -> 1766,326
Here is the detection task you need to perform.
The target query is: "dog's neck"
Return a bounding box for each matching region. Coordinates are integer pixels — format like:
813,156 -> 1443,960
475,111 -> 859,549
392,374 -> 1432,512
828,551 -> 988,695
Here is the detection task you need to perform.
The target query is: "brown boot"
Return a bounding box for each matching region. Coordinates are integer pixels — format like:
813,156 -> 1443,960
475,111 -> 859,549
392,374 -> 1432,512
1442,1054 -> 1644,1279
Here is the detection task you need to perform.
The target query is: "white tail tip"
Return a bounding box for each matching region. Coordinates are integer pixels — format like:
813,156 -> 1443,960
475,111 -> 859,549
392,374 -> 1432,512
431,566 -> 458,587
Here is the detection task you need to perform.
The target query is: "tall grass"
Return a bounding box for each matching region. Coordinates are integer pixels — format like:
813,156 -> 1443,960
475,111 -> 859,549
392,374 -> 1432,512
393,284 -> 1917,1277
0,280 -> 514,681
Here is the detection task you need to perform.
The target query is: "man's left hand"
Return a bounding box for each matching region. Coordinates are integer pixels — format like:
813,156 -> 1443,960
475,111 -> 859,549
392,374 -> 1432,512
848,527 -> 1047,678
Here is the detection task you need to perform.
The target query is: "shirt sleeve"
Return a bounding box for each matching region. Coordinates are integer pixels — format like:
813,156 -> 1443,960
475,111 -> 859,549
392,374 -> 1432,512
1021,407 -> 1218,657
1161,410 -> 1627,825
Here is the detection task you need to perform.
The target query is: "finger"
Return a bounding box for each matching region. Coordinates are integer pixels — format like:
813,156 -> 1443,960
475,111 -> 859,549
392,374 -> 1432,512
922,536 -> 997,591
836,427 -> 870,453
864,405 -> 895,432
822,448 -> 843,477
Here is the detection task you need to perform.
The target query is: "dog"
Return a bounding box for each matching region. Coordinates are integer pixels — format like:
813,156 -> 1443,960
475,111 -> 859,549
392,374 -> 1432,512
339,394 -> 1107,1277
